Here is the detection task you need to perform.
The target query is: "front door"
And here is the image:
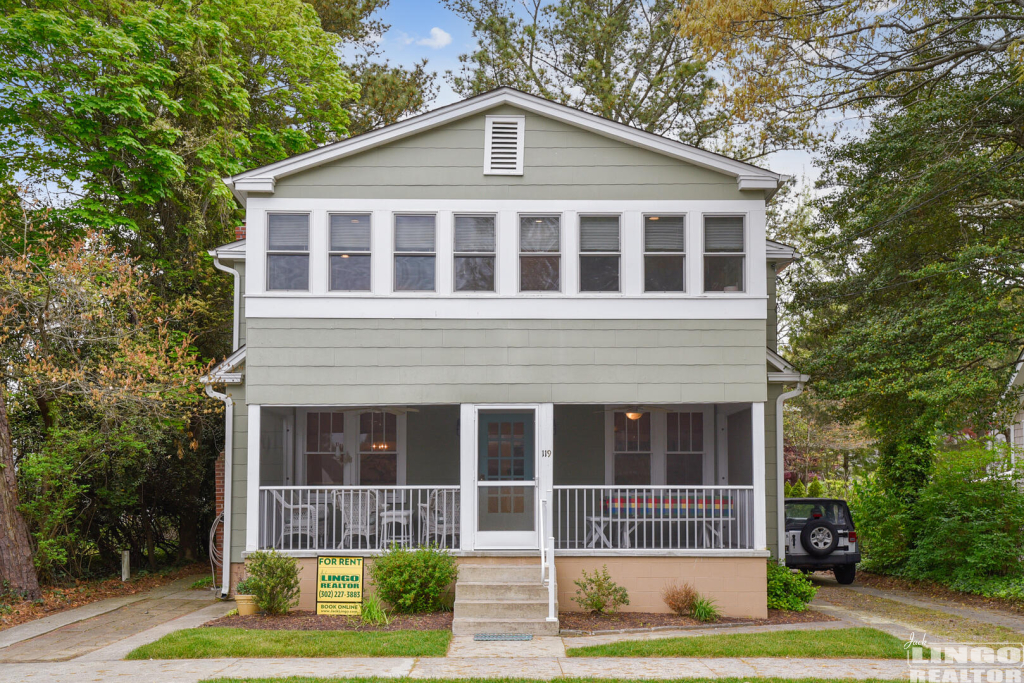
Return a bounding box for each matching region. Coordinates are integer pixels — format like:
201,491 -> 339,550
475,412 -> 537,549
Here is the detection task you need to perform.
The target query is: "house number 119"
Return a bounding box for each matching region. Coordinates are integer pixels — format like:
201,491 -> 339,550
541,450 -> 552,458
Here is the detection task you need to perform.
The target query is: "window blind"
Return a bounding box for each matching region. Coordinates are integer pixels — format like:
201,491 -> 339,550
394,215 -> 436,252
644,216 -> 685,252
454,215 -> 495,252
704,216 -> 744,252
579,216 -> 620,252
520,216 -> 560,252
330,214 -> 371,252
267,214 -> 309,251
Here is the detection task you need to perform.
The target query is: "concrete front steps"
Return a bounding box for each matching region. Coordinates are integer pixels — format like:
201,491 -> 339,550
452,563 -> 559,635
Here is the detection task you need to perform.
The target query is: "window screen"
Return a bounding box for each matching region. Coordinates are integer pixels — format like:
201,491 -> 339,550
329,214 -> 371,291
394,215 -> 436,291
644,215 -> 685,292
267,214 -> 309,290
704,215 -> 745,292
579,215 -> 620,292
520,215 -> 560,291
454,215 -> 496,292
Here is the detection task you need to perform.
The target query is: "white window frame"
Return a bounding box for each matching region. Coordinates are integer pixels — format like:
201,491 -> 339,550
295,408 -> 407,486
578,213 -> 622,294
393,213 -> 437,293
518,213 -> 562,294
642,213 -> 687,293
452,213 -> 498,294
483,115 -> 525,175
604,406 -> 714,485
266,212 -> 310,292
328,213 -> 372,292
702,213 -> 747,294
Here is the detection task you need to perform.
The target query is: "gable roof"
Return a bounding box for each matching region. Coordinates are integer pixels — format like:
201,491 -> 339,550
202,345 -> 245,385
767,348 -> 810,384
223,88 -> 785,203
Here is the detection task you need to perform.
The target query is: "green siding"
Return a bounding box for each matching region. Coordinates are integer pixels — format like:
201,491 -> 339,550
766,264 -> 777,353
228,381 -> 247,563
245,318 -> 767,406
765,383 -> 782,555
272,105 -> 748,201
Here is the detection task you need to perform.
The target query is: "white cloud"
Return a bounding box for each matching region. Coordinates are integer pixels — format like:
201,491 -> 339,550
416,27 -> 452,49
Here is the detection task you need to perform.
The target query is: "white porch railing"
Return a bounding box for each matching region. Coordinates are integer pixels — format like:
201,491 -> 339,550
258,486 -> 460,552
553,486 -> 755,551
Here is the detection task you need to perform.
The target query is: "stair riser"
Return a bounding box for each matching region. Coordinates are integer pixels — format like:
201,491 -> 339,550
454,600 -> 553,619
456,583 -> 550,601
458,565 -> 543,583
452,618 -> 560,636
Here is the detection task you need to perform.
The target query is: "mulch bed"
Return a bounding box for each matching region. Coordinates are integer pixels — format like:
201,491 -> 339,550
558,608 -> 835,634
205,610 -> 453,632
0,563 -> 208,632
815,571 -> 1024,615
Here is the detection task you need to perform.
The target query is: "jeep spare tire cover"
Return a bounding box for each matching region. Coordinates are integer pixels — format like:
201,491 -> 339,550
801,519 -> 838,557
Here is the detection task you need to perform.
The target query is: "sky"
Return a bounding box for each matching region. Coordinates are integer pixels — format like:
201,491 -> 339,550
372,0 -> 819,184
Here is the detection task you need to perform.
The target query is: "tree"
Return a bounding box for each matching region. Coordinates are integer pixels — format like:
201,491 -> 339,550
444,0 -> 800,159
0,386 -> 39,598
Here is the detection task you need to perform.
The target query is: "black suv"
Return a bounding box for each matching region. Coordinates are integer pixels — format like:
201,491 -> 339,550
784,497 -> 860,584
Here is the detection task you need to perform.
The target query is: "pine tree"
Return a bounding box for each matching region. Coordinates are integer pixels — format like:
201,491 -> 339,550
790,479 -> 807,497
807,478 -> 825,498
784,480 -> 794,498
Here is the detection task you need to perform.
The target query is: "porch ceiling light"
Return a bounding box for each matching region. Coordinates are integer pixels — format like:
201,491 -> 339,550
625,411 -> 644,421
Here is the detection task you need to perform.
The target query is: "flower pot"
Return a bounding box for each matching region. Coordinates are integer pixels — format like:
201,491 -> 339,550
235,594 -> 257,616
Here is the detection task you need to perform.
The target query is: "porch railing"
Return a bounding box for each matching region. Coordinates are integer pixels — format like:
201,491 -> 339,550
552,486 -> 755,551
258,486 -> 460,552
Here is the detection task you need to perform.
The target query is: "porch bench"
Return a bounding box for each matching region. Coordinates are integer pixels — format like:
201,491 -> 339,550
584,495 -> 737,549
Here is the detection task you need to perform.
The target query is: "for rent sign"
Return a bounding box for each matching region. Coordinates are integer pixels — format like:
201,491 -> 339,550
316,556 -> 363,616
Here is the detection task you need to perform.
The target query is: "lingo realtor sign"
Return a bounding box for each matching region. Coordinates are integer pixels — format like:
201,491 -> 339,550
316,557 -> 363,616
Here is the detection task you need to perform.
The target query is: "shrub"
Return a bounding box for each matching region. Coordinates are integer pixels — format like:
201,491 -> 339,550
662,582 -> 697,616
234,577 -> 256,595
689,594 -> 720,622
245,549 -> 301,615
766,559 -> 817,611
807,477 -> 824,497
370,545 -> 458,613
790,479 -> 807,497
190,576 -> 214,590
784,480 -> 794,498
361,593 -> 391,626
572,565 -> 630,613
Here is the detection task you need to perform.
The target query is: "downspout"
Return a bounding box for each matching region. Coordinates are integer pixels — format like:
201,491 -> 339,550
205,383 -> 233,598
776,378 -> 807,563
213,257 -> 240,352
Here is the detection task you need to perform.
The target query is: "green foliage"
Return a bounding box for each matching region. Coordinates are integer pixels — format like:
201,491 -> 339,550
190,576 -> 214,590
806,477 -> 824,498
851,442 -> 1024,598
572,565 -> 630,613
245,550 -> 300,615
767,560 -> 818,611
689,594 -> 720,622
369,545 -> 458,614
784,480 -> 794,498
234,577 -> 256,595
361,593 -> 391,626
789,479 -> 806,497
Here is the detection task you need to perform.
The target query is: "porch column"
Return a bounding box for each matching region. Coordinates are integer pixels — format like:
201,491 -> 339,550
751,402 -> 767,551
538,403 -> 554,547
459,403 -> 476,551
245,404 -> 261,552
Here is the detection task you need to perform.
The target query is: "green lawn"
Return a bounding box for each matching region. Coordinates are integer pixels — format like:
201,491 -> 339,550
125,628 -> 451,659
565,627 -> 910,658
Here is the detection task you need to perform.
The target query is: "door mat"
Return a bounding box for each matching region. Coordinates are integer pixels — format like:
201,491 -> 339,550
473,634 -> 533,641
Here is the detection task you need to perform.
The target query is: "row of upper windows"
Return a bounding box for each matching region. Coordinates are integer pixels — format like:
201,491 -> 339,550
264,212 -> 746,294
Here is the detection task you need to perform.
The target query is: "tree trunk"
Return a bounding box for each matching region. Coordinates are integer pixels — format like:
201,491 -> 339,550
0,388 -> 41,599
140,486 -> 157,572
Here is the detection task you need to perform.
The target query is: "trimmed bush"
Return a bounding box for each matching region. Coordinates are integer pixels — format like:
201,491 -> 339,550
784,480 -> 794,497
807,477 -> 825,497
662,582 -> 697,616
790,479 -> 807,497
245,549 -> 301,615
370,545 -> 458,613
573,565 -> 630,613
766,559 -> 817,611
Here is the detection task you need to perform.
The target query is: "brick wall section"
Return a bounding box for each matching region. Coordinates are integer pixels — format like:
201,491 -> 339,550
214,453 -> 224,560
235,223 -> 246,241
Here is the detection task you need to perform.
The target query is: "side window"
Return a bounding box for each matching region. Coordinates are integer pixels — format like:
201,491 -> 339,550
454,214 -> 496,292
519,215 -> 561,291
644,215 -> 686,292
612,411 -> 651,485
704,215 -> 745,292
266,213 -> 309,291
579,215 -> 620,292
329,214 -> 371,291
666,411 -> 704,485
394,214 -> 436,291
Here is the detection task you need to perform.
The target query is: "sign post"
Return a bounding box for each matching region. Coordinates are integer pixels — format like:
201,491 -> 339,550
316,557 -> 363,616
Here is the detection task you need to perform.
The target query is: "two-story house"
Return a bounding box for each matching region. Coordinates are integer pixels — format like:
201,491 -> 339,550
203,88 -> 807,634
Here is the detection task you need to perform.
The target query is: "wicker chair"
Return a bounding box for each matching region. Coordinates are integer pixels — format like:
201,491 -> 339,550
331,489 -> 379,549
418,489 -> 460,548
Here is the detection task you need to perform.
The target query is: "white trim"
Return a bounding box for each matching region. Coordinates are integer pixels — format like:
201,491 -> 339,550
223,89 -> 780,201
246,404 -> 261,552
459,404 -> 475,552
751,402 -> 767,550
242,548 -> 772,559
484,115 -> 525,175
776,380 -> 806,561
207,345 -> 246,382
213,258 -> 241,350
604,406 -> 714,485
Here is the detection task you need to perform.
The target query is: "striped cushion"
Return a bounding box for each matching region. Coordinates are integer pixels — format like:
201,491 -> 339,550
604,496 -> 734,517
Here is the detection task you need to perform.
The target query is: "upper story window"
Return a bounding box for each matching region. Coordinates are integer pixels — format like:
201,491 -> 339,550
329,214 -> 371,291
454,215 -> 496,292
394,214 -> 436,291
579,215 -> 620,292
267,213 -> 309,291
704,215 -> 745,292
519,215 -> 560,292
644,215 -> 686,292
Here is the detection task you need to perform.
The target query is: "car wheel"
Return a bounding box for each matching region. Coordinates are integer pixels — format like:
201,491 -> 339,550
834,565 -> 856,584
800,519 -> 839,557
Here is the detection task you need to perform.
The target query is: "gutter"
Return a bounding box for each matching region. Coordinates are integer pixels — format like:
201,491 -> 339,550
205,383 -> 234,598
212,257 -> 241,351
775,375 -> 809,562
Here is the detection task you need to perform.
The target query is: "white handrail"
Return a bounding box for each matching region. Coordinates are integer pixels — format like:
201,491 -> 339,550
540,497 -> 556,622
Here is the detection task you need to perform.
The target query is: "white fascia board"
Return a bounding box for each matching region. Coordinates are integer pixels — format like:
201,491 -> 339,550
209,239 -> 247,261
768,371 -> 810,384
224,89 -> 781,195
766,348 -> 805,376
206,345 -> 247,381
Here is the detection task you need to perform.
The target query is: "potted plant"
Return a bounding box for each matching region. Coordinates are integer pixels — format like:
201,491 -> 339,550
234,577 -> 258,616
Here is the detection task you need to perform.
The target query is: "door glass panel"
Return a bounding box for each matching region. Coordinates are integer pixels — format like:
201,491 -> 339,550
478,487 -> 535,531
478,413 -> 535,533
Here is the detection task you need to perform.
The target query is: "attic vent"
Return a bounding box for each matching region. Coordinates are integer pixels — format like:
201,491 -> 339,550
484,115 -> 525,175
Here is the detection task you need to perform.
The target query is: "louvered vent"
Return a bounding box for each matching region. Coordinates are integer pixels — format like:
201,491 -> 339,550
484,115 -> 525,175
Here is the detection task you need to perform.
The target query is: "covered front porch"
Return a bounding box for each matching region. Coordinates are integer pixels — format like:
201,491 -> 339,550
248,403 -> 766,555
